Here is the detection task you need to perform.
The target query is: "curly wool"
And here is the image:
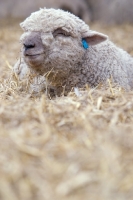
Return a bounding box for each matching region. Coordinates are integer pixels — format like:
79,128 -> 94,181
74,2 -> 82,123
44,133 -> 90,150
20,8 -> 89,35
14,8 -> 133,95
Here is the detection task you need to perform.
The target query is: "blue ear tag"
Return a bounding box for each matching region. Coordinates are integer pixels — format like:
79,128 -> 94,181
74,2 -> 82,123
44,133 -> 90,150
82,39 -> 89,49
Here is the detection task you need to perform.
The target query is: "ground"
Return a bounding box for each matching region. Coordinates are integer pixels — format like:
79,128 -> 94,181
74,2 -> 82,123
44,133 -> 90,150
0,19 -> 133,200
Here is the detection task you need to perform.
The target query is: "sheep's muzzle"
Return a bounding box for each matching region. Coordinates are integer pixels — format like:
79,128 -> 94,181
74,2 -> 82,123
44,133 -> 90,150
22,32 -> 45,68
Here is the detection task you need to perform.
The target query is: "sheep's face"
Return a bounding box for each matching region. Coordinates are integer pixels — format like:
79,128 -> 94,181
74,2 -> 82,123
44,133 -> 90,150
21,28 -> 85,75
20,8 -> 90,75
20,8 -> 108,76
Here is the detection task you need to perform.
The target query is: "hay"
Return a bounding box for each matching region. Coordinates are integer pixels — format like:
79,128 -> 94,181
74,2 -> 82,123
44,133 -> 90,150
0,19 -> 133,200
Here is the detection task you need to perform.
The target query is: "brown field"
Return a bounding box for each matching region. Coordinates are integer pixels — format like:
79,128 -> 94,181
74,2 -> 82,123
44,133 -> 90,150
0,19 -> 133,200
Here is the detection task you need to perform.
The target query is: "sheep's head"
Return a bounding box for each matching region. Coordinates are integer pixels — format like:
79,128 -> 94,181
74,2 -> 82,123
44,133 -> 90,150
20,8 -> 108,77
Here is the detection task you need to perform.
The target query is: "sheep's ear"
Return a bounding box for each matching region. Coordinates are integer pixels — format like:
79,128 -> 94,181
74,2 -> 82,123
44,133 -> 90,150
82,30 -> 108,46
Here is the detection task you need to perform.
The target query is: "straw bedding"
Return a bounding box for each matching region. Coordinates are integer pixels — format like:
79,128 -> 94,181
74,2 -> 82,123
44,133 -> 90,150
0,19 -> 133,200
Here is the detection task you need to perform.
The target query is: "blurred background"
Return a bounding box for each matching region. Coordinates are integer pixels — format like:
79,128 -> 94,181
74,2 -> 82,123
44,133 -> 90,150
0,0 -> 133,24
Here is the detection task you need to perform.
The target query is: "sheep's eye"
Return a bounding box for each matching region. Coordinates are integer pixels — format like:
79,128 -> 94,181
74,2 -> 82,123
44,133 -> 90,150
53,28 -> 71,37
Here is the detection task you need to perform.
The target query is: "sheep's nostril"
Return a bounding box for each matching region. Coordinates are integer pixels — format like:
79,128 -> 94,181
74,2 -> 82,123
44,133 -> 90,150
24,43 -> 35,50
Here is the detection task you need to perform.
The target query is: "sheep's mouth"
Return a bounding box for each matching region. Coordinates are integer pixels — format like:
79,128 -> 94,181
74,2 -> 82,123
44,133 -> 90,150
25,53 -> 43,58
24,52 -> 45,68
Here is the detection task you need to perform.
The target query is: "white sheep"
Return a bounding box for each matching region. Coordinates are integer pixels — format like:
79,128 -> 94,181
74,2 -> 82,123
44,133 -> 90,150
14,8 -> 133,95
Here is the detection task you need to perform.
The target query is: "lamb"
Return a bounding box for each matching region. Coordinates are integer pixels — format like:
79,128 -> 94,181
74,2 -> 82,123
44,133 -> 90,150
13,8 -> 133,96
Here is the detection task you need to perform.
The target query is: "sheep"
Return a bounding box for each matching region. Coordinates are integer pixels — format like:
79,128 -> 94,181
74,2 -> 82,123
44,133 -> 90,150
13,8 -> 133,96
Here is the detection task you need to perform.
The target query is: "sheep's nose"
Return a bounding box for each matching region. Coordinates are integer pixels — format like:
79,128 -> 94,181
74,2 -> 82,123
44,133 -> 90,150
24,43 -> 35,50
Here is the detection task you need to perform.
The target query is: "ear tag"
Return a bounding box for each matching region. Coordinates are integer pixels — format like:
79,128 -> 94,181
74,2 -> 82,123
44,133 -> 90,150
82,39 -> 89,49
